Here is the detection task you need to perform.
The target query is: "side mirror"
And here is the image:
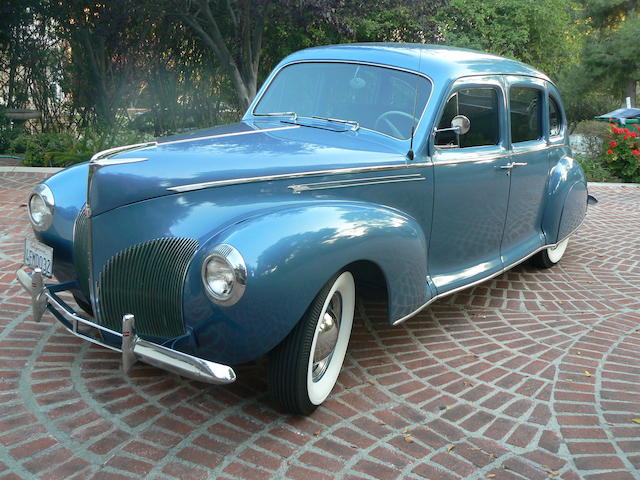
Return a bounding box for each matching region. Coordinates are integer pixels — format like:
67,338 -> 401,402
433,114 -> 471,135
451,115 -> 470,135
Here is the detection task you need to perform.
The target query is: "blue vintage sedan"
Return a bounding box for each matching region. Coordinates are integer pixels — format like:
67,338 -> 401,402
18,44 -> 594,414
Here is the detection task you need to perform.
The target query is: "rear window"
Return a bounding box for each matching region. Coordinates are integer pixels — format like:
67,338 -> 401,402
549,95 -> 563,137
510,87 -> 543,143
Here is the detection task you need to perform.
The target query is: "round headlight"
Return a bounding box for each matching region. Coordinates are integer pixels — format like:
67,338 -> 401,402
202,244 -> 247,306
28,184 -> 54,231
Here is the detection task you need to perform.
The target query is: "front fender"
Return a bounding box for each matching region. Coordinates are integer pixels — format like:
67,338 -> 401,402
541,156 -> 588,244
37,163 -> 88,281
183,202 -> 428,364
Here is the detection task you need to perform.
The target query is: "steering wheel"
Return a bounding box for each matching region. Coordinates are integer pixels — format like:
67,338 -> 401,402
374,111 -> 415,138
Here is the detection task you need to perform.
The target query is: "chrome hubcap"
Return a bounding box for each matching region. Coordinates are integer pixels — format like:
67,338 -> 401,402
312,292 -> 342,382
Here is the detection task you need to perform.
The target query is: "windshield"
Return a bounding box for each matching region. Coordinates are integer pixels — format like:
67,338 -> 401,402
254,62 -> 431,140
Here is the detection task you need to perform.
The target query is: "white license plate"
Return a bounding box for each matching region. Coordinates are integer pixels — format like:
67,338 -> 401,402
24,238 -> 53,278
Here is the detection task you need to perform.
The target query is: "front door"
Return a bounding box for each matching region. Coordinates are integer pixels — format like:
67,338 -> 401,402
428,79 -> 511,294
501,78 -> 550,267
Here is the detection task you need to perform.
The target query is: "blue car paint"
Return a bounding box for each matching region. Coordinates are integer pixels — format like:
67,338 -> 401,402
89,121 -> 407,216
33,44 -> 589,367
184,202 -> 428,364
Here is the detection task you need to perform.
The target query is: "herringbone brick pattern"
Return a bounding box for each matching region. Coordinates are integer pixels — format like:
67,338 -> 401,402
1,172 -> 639,479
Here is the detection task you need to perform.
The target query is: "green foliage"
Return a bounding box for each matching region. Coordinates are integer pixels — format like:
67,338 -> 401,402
9,132 -> 76,166
0,106 -> 21,154
603,123 -> 640,182
572,120 -> 609,155
8,126 -> 153,167
582,14 -> 640,102
575,155 -> 623,182
557,64 -> 618,129
434,0 -> 578,79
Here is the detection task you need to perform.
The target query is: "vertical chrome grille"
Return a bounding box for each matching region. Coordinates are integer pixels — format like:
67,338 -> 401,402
97,237 -> 198,338
72,206 -> 91,300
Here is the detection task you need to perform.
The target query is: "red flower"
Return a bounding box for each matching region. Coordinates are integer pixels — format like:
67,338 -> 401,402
610,140 -> 618,148
633,149 -> 640,156
612,127 -> 620,134
607,149 -> 614,154
636,124 -> 640,130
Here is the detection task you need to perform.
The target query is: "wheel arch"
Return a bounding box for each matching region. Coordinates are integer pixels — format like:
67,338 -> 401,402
182,201 -> 428,364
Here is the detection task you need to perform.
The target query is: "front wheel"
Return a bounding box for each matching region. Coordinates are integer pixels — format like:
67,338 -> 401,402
531,237 -> 569,269
269,271 -> 355,415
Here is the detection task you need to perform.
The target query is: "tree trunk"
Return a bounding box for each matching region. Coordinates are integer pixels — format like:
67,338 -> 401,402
625,79 -> 637,108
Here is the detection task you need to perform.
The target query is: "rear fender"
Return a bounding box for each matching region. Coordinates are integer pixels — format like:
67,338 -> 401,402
183,202 -> 428,364
541,156 -> 587,244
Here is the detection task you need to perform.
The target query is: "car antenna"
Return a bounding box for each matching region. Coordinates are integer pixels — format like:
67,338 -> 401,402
407,46 -> 423,161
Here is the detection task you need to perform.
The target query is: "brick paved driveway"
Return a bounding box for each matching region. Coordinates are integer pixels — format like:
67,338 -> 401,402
1,171 -> 639,480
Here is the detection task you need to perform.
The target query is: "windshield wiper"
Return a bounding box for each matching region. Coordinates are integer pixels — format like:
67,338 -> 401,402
295,115 -> 360,131
255,111 -> 298,120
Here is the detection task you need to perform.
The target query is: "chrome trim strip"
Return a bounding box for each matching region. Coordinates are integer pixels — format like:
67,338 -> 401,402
160,125 -> 301,146
393,222 -> 585,326
433,144 -> 565,167
249,59 -> 434,143
91,157 -> 149,166
435,154 -> 504,166
16,267 -> 237,385
90,141 -> 158,162
168,163 -> 430,193
289,174 -> 426,193
511,144 -> 548,156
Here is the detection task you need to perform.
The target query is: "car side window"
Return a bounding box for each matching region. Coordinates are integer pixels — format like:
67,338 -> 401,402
549,95 -> 563,137
435,87 -> 500,148
510,87 -> 543,143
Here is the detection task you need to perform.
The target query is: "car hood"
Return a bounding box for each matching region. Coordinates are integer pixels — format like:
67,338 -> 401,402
88,120 -> 408,216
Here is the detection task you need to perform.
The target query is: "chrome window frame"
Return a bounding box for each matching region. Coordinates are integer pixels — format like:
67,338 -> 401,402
431,75 -> 507,155
506,77 -> 547,146
547,93 -> 565,140
248,59 -> 434,143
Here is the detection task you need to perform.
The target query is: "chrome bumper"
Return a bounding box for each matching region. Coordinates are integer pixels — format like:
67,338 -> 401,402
16,267 -> 236,385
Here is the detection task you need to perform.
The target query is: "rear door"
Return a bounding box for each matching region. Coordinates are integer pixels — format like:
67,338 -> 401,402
500,76 -> 550,267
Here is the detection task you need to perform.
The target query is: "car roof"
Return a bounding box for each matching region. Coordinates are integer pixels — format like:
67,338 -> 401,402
280,43 -> 550,83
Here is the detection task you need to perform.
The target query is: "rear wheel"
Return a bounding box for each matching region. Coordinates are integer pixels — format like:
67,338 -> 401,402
269,271 -> 355,414
531,237 -> 569,269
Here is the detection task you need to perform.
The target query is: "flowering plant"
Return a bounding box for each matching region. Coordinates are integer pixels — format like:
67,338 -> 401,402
604,121 -> 640,182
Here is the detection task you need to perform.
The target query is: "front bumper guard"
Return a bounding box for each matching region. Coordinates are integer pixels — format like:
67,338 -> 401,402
16,267 -> 236,385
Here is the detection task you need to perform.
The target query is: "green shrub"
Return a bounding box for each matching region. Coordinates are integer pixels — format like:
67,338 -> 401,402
576,155 -> 622,183
572,120 -> 608,157
8,132 -> 76,166
603,124 -> 640,183
7,127 -> 153,167
0,106 -> 21,154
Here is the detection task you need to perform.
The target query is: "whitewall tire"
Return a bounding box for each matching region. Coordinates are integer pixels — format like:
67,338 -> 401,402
532,237 -> 569,269
269,271 -> 355,414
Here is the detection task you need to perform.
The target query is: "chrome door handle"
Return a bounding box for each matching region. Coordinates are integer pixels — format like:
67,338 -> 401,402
499,163 -> 514,169
511,162 -> 528,167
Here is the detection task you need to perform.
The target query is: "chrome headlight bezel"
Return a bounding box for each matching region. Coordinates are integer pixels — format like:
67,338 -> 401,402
201,244 -> 247,306
28,184 -> 55,231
